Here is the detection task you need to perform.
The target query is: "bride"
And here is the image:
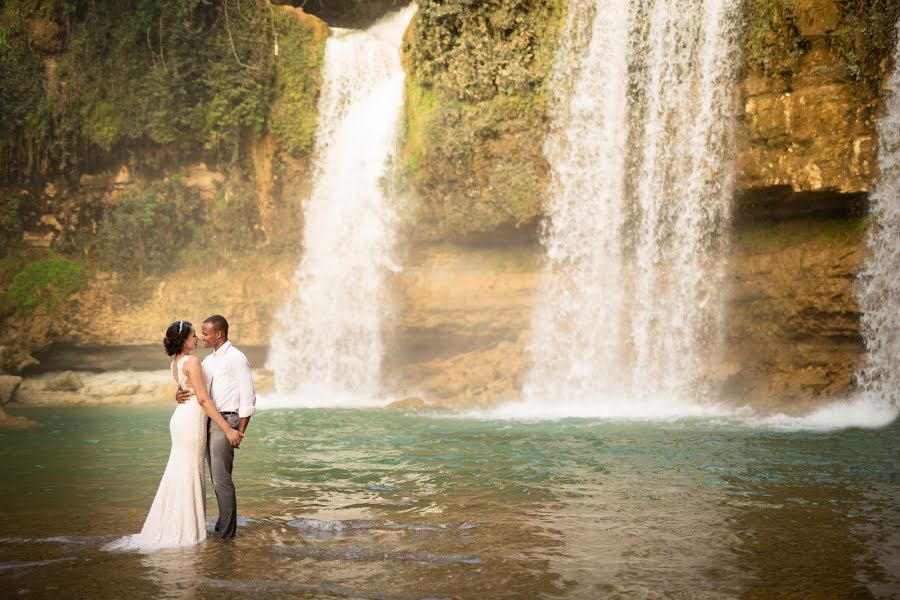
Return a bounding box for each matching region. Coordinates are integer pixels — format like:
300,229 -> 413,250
105,320 -> 242,550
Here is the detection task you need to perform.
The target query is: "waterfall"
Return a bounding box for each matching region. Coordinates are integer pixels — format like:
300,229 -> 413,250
522,0 -> 740,415
857,20 -> 900,409
267,5 -> 416,405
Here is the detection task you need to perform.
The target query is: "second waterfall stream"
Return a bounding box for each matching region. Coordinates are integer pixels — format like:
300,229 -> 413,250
267,6 -> 416,406
519,0 -> 742,417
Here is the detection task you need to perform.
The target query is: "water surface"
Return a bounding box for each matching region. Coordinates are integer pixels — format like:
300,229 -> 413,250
1,406 -> 897,598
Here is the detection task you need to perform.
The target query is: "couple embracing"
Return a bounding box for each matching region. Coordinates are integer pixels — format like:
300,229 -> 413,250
106,315 -> 256,551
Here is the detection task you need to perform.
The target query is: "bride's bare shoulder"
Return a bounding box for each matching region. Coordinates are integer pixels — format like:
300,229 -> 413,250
183,355 -> 202,369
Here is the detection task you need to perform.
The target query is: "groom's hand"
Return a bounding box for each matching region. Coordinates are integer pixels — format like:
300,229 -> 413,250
175,387 -> 192,404
227,428 -> 244,448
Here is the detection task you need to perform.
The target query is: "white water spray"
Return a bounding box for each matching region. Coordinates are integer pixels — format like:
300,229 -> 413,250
522,0 -> 740,416
854,19 -> 900,415
267,5 -> 416,406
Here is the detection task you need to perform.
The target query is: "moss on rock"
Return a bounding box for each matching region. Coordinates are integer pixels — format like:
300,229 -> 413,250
402,0 -> 565,240
3,255 -> 85,316
269,7 -> 329,159
742,0 -> 899,89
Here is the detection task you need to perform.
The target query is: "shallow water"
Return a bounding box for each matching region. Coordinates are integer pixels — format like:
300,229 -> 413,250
1,406 -> 897,598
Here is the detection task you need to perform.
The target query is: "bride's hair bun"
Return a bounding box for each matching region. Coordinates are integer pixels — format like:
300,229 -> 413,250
163,320 -> 193,356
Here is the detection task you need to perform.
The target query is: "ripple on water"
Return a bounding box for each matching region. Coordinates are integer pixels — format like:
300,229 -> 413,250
272,544 -> 482,566
0,558 -> 76,572
207,578 -> 451,600
286,518 -> 376,533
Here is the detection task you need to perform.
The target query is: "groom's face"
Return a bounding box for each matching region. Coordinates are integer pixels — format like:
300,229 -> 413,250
201,323 -> 217,349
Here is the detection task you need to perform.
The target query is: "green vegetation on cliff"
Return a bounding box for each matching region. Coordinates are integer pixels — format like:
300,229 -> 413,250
270,9 -> 328,158
94,178 -> 205,276
0,0 -> 327,319
743,0 -> 899,87
2,255 -> 85,316
70,174 -> 263,276
0,0 -> 326,182
737,215 -> 869,255
402,0 -> 565,239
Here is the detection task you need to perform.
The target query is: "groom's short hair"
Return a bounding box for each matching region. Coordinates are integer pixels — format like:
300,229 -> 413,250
204,315 -> 229,338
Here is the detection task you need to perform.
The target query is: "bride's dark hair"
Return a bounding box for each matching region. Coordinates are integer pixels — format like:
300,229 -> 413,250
163,320 -> 193,356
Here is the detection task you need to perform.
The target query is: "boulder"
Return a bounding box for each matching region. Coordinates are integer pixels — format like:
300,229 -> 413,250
386,396 -> 426,409
154,382 -> 179,405
0,376 -> 22,406
0,406 -> 38,429
43,371 -> 84,392
182,162 -> 224,201
111,383 -> 141,396
0,346 -> 39,375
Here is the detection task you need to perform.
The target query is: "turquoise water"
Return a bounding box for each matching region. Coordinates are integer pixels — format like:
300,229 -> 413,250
1,406 -> 898,598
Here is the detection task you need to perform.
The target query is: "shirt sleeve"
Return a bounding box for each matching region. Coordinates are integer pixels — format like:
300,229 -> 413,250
234,352 -> 256,418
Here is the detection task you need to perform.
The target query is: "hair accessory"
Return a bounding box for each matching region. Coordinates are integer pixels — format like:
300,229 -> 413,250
178,321 -> 183,334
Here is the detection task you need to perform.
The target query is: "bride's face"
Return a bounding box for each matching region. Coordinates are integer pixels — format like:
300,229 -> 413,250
184,328 -> 199,352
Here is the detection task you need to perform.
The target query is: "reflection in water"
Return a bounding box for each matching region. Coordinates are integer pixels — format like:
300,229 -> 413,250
731,484 -> 885,599
724,431 -> 900,598
0,406 -> 897,598
139,546 -> 205,600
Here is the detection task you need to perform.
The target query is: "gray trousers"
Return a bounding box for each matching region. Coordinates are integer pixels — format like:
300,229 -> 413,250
207,413 -> 240,539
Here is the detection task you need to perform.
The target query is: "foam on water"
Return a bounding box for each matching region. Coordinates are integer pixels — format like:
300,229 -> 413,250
258,387 -> 385,410
739,396 -> 899,432
466,395 -> 897,431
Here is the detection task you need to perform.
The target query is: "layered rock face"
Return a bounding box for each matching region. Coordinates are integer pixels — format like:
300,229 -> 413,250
736,1 -> 884,193
722,216 -> 867,411
724,0 -> 896,406
385,245 -> 540,405
382,226 -> 867,410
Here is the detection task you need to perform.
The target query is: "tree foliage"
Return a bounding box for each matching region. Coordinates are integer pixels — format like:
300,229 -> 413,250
0,0 -> 285,182
3,255 -> 85,315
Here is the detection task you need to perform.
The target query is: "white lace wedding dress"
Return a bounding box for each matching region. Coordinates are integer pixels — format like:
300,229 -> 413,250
104,355 -> 207,550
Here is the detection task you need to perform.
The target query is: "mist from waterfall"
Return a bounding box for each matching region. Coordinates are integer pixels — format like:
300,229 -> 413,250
856,19 -> 900,411
267,5 -> 416,406
521,0 -> 741,416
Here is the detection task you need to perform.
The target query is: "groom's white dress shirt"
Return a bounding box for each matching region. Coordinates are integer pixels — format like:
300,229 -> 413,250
202,341 -> 256,417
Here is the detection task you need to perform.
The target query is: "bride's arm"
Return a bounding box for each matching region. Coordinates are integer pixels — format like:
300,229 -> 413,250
184,357 -> 243,446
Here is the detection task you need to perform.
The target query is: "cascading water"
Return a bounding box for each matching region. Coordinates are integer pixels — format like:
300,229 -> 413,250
856,20 -> 900,410
267,5 -> 416,406
521,0 -> 740,416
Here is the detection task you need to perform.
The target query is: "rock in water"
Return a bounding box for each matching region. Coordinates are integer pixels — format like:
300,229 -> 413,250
0,375 -> 22,406
0,406 -> 38,429
43,371 -> 84,392
387,397 -> 426,409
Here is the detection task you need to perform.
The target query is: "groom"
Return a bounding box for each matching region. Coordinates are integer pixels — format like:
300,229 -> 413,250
177,314 -> 256,540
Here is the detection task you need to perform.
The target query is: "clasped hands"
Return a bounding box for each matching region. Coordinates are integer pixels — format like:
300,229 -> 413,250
175,387 -> 244,448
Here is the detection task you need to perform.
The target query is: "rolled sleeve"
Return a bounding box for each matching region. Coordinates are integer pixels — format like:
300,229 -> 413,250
235,353 -> 257,418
